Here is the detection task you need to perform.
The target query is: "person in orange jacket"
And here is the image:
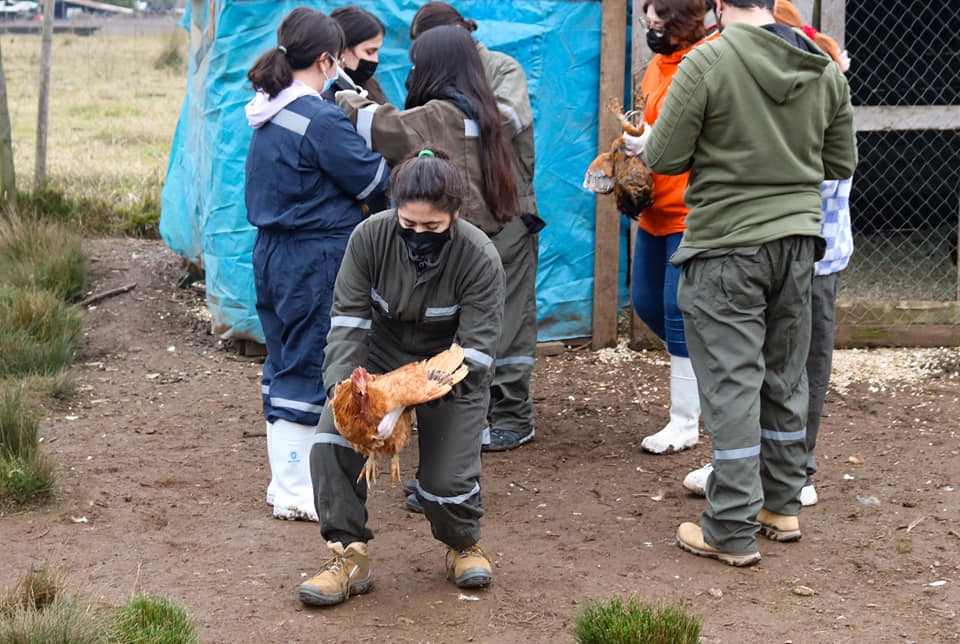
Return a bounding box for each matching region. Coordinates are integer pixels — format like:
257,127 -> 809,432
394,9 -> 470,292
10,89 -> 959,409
632,0 -> 718,457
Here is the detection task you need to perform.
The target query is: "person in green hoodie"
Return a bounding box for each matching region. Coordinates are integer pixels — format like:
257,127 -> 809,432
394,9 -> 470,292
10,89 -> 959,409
627,0 -> 857,566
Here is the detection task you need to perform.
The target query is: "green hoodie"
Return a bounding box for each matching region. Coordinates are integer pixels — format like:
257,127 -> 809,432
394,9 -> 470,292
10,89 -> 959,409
644,22 -> 857,264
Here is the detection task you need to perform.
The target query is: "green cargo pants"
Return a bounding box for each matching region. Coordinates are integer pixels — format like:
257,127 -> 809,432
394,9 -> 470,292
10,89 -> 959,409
677,236 -> 817,553
489,216 -> 539,434
310,349 -> 487,550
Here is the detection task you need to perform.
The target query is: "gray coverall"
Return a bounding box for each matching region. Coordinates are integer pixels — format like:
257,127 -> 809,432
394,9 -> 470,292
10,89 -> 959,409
310,211 -> 505,549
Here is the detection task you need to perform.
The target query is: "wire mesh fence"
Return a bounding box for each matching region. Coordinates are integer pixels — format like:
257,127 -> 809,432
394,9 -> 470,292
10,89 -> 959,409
839,0 -> 960,326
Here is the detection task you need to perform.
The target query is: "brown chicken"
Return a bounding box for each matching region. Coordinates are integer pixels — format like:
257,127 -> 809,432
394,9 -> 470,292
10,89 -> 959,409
329,344 -> 469,486
582,94 -> 655,219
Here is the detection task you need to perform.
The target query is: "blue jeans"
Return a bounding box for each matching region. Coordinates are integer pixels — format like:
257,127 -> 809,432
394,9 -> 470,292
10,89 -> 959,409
631,229 -> 687,357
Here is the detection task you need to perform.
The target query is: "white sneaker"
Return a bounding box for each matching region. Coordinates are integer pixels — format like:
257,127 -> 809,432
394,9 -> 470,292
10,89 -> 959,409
641,356 -> 701,454
683,462 -> 713,496
800,483 -> 818,507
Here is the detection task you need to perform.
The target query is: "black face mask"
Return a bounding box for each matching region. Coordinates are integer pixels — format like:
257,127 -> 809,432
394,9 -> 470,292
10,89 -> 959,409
646,28 -> 679,55
397,224 -> 451,259
347,58 -> 378,85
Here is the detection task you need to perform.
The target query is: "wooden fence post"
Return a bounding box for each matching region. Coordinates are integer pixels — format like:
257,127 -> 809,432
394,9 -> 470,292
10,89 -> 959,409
592,0 -> 628,349
34,0 -> 55,189
0,37 -> 15,208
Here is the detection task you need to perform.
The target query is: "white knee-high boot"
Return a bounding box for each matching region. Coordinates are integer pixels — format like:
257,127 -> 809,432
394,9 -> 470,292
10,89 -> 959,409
265,420 -> 277,506
641,355 -> 701,453
269,419 -> 319,521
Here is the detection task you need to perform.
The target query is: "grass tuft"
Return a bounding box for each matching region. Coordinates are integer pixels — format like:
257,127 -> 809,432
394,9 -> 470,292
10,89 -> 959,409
108,594 -> 199,644
153,30 -> 187,72
0,213 -> 88,301
571,596 -> 701,644
0,451 -> 57,508
0,595 -> 107,644
0,387 -> 38,461
0,287 -> 85,378
0,564 -> 66,616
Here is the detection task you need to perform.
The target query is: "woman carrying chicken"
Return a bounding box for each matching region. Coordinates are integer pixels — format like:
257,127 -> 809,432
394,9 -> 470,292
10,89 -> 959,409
244,7 -> 388,521
299,150 -> 504,606
628,0 -> 718,464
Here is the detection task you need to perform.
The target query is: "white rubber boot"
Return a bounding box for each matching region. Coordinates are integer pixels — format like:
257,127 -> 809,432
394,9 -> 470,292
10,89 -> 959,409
683,462 -> 713,496
270,419 -> 319,521
265,420 -> 277,506
641,355 -> 701,454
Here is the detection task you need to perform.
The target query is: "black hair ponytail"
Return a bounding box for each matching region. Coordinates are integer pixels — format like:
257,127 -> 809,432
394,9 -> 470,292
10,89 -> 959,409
247,7 -> 345,99
390,147 -> 466,216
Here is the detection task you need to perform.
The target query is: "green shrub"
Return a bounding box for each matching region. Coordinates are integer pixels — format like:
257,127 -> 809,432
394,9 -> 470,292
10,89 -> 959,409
153,30 -> 186,71
571,596 -> 701,644
0,387 -> 38,460
109,594 -> 198,644
19,373 -> 78,407
0,214 -> 87,301
0,452 -> 56,508
0,287 -> 84,377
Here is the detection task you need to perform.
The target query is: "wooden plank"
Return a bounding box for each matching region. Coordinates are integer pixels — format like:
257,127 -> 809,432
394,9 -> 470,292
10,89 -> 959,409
819,0 -> 845,50
854,105 -> 960,131
592,0 -> 628,350
835,324 -> 960,348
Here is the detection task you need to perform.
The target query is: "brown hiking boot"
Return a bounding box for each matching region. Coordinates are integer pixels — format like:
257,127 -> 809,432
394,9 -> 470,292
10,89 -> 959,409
299,541 -> 373,606
445,543 -> 493,588
757,509 -> 802,542
676,522 -> 761,567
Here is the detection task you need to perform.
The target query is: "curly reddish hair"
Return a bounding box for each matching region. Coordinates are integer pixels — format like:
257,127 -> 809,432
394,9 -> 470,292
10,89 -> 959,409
642,0 -> 708,49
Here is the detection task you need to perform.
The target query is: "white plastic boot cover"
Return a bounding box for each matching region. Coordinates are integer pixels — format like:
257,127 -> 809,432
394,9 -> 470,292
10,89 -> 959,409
641,355 -> 701,453
270,419 -> 319,521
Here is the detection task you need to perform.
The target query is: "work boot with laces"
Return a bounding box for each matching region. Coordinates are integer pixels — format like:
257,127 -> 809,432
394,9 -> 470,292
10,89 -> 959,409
299,541 -> 373,606
445,543 -> 492,588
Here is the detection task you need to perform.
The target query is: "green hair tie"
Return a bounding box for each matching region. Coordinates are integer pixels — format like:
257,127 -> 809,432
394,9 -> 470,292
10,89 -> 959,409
417,149 -> 435,157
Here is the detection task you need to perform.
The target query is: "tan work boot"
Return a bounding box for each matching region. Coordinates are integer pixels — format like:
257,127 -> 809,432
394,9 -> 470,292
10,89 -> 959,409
676,522 -> 761,567
299,541 -> 374,606
445,543 -> 493,588
757,509 -> 802,542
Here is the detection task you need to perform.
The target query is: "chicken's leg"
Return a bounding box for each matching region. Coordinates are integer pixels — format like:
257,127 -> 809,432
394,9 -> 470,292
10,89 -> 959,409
356,456 -> 378,486
389,454 -> 402,485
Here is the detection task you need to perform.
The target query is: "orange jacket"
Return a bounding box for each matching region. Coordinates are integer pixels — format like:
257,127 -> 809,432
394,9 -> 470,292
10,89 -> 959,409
639,31 -> 720,236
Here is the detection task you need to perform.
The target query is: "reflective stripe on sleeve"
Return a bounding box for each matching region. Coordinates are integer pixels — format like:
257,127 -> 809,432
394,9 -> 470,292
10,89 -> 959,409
370,288 -> 389,313
424,304 -> 460,317
464,119 -> 479,137
272,109 -> 310,136
331,315 -> 372,330
356,103 -> 379,149
497,102 -> 523,134
463,347 -> 493,368
356,158 -> 387,201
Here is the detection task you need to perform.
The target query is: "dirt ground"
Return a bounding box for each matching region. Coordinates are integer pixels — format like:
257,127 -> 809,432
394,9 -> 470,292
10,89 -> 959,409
1,237 -> 959,643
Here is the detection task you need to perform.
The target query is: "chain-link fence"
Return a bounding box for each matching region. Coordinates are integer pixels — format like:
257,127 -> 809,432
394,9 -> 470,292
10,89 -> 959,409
840,0 -> 960,325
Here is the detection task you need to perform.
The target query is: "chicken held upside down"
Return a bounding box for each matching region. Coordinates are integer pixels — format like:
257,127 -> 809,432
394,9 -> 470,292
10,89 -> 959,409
583,95 -> 655,219
329,344 -> 469,486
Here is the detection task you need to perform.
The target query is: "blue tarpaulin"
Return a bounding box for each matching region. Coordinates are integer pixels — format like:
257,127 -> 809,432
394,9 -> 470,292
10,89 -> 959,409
160,0 -> 632,343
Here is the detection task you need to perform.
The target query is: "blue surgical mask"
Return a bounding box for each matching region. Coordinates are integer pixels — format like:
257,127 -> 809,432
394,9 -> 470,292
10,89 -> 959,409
322,63 -> 339,94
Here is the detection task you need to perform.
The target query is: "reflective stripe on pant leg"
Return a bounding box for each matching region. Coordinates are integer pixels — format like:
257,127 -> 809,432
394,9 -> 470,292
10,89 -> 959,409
416,391 -> 487,549
489,218 -> 537,433
310,405 -> 374,545
678,252 -> 766,554
758,237 -> 817,515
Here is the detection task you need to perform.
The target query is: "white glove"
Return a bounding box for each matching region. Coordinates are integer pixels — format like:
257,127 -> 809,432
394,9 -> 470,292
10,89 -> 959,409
621,123 -> 652,158
837,49 -> 851,73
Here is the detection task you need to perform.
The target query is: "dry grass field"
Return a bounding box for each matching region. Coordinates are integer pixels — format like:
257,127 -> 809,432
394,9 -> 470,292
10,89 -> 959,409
4,21 -> 187,220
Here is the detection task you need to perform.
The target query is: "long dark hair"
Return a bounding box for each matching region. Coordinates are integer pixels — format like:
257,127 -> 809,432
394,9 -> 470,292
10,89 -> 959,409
409,1 -> 477,40
331,6 -> 387,104
405,26 -> 519,223
390,148 -> 466,215
247,7 -> 344,99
